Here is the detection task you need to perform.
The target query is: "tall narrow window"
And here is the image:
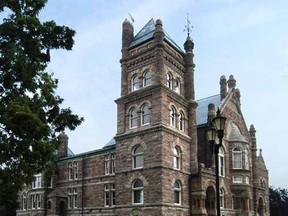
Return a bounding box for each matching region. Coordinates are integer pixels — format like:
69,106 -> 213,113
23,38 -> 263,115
32,174 -> 41,189
143,70 -> 152,87
133,145 -> 144,169
244,146 -> 249,170
173,147 -> 181,170
132,179 -> 144,204
47,177 -> 53,188
105,153 -> 116,175
130,108 -> 138,128
73,162 -> 78,179
219,147 -> 225,177
132,75 -> 140,91
220,188 -> 225,208
105,183 -> 116,207
167,73 -> 173,89
174,180 -> 181,204
175,78 -> 180,94
170,106 -> 176,127
68,161 -> 78,180
179,111 -> 184,131
232,147 -> 242,169
22,193 -> 27,210
111,154 -> 116,174
105,155 -> 110,175
141,104 -> 150,125
68,188 -> 77,209
31,194 -> 41,209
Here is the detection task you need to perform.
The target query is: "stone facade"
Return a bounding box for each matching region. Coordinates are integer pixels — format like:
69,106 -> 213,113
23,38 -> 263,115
17,18 -> 269,216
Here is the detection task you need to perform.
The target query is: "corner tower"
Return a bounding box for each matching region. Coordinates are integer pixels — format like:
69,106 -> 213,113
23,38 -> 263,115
115,18 -> 197,216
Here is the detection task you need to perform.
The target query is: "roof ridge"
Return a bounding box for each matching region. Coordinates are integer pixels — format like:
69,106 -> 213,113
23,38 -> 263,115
196,94 -> 220,102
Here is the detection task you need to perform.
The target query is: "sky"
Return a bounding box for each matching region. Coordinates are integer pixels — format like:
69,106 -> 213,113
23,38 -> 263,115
37,0 -> 288,189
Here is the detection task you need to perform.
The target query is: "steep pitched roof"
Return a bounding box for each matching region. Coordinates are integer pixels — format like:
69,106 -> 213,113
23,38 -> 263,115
196,94 -> 221,126
129,18 -> 183,52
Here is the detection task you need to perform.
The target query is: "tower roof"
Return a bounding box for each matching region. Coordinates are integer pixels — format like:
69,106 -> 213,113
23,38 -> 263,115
129,18 -> 183,53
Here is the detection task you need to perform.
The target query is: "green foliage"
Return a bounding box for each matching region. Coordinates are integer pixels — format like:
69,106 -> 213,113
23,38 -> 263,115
269,186 -> 288,216
0,0 -> 83,201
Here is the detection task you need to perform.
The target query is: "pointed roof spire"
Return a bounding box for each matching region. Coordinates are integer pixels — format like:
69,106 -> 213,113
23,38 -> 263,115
184,13 -> 193,39
183,13 -> 194,52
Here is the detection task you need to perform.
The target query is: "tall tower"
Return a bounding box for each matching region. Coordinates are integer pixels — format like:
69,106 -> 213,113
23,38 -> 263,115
115,18 -> 197,216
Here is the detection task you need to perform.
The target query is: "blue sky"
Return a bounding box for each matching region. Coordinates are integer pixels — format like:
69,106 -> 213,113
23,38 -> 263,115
40,0 -> 288,189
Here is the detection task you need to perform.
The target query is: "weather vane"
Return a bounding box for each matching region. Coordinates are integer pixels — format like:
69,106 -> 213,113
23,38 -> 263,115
128,13 -> 135,23
184,13 -> 193,37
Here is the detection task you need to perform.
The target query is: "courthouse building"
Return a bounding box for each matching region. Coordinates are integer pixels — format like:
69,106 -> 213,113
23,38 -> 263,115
17,18 -> 269,216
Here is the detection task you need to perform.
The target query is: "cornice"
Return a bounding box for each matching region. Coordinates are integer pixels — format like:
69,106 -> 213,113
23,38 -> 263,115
115,123 -> 191,142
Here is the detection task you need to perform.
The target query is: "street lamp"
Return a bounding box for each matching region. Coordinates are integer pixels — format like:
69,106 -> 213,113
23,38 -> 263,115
206,108 -> 227,216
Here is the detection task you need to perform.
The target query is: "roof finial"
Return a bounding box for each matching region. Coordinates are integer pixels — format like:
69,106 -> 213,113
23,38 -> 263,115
184,13 -> 193,37
128,13 -> 135,23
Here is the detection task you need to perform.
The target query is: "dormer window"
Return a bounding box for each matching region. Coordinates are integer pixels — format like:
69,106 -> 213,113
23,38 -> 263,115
132,75 -> 140,91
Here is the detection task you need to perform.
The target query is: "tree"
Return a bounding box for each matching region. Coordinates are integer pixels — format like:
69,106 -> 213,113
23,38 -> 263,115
269,186 -> 288,216
0,0 -> 83,203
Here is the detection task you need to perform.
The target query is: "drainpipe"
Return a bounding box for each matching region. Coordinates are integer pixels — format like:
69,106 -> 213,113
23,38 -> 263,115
81,156 -> 86,216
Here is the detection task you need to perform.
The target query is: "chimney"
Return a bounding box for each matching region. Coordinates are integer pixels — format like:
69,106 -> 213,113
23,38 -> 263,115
227,75 -> 236,90
207,103 -> 216,123
220,75 -> 227,100
58,132 -> 69,158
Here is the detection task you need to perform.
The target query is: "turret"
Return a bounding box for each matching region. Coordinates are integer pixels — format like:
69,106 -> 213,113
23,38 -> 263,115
153,19 -> 165,85
121,19 -> 134,59
184,36 -> 195,100
120,19 -> 134,96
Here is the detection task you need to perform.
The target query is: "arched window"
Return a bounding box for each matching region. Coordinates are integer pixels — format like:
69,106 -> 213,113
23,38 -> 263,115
132,75 -> 140,91
175,78 -> 180,94
232,147 -> 242,169
129,108 -> 137,128
220,188 -> 225,208
179,111 -> 184,131
141,104 -> 150,125
170,106 -> 176,127
22,192 -> 27,210
173,147 -> 181,169
143,70 -> 152,87
47,200 -> 52,209
132,145 -> 144,169
132,179 -> 144,204
174,180 -> 181,204
167,73 -> 173,89
219,147 -> 225,177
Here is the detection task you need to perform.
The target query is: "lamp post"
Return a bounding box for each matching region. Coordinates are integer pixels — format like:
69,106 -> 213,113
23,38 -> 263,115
206,108 -> 227,216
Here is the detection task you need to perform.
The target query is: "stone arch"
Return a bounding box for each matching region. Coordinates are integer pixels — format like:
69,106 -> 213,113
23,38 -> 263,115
128,136 -> 147,152
139,100 -> 152,109
258,196 -> 264,216
205,186 -> 216,216
58,199 -> 66,216
126,173 -> 149,188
